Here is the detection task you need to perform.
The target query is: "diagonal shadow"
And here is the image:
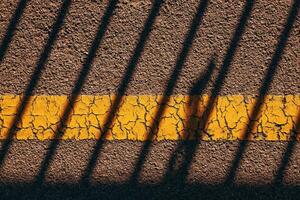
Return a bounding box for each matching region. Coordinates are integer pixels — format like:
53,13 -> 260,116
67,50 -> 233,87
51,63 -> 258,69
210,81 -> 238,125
225,0 -> 300,184
273,112 -> 300,185
162,0 -> 255,186
80,0 -> 164,185
34,0 -> 119,185
161,55 -> 216,185
0,0 -> 27,62
0,0 -> 71,167
129,0 -> 209,184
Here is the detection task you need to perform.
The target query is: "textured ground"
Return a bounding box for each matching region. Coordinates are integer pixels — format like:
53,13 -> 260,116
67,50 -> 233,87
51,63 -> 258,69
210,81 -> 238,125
0,0 -> 299,199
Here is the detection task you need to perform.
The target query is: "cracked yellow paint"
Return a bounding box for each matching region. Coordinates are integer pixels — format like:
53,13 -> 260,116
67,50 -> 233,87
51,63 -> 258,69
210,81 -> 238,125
0,95 -> 299,141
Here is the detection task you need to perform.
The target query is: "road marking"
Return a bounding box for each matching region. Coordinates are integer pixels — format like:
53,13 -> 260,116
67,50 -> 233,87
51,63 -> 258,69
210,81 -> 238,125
0,95 -> 299,141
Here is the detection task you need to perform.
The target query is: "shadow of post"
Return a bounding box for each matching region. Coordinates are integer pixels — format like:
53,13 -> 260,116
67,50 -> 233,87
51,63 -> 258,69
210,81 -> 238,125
224,0 -> 300,185
273,112 -> 300,185
0,0 -> 71,167
161,55 -> 216,185
80,0 -> 164,185
160,0 -> 254,187
129,0 -> 209,184
34,0 -> 118,185
0,0 -> 27,62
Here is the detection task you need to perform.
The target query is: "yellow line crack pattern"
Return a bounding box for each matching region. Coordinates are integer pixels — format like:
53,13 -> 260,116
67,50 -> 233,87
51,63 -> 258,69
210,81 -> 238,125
0,95 -> 299,141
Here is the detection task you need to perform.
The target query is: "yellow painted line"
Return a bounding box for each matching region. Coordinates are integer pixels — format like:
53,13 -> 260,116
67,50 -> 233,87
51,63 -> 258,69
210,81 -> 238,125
0,95 -> 299,141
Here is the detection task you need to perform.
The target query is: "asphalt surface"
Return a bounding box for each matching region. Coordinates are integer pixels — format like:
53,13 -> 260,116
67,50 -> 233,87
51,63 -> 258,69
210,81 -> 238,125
0,0 -> 299,199
0,140 -> 299,199
0,0 -> 299,95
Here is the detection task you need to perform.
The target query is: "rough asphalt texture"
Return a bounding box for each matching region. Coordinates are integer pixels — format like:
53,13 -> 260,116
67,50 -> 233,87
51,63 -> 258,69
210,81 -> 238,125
0,140 -> 299,199
0,0 -> 299,95
0,0 -> 299,199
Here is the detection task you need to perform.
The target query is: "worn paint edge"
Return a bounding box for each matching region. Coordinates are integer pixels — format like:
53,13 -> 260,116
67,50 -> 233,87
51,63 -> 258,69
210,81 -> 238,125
0,95 -> 299,141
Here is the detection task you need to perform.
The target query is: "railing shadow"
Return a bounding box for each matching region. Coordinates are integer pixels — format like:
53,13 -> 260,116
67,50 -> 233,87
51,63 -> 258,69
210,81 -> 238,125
0,0 -> 27,62
273,112 -> 300,185
224,0 -> 300,184
2,182 -> 300,200
129,0 -> 209,184
0,0 -> 71,167
0,0 -> 297,194
161,55 -> 216,185
80,0 -> 164,185
34,0 -> 118,185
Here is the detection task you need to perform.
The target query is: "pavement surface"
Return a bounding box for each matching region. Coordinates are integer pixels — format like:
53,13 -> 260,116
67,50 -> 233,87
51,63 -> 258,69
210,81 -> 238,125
0,0 -> 299,199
